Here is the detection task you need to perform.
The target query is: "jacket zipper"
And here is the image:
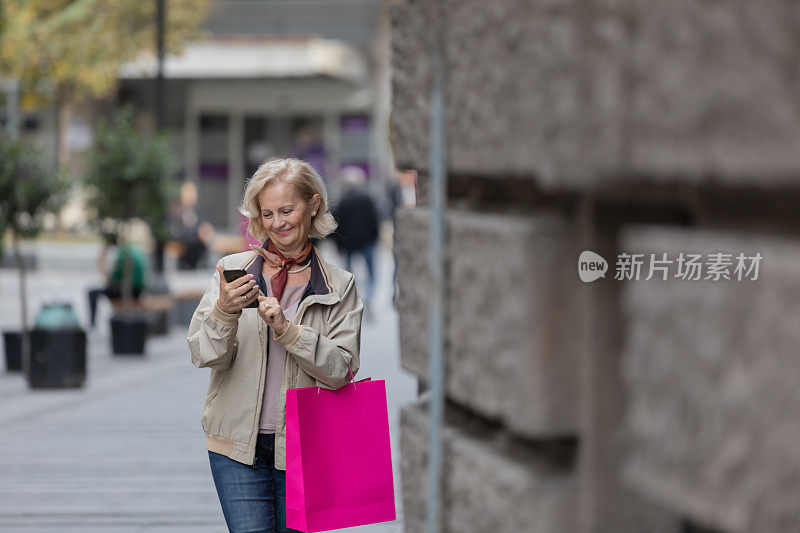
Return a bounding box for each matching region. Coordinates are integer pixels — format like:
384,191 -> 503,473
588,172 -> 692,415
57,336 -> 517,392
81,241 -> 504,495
252,319 -> 269,470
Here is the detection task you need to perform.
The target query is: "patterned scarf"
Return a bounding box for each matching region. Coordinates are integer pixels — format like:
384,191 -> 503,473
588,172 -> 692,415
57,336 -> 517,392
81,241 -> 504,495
249,239 -> 313,301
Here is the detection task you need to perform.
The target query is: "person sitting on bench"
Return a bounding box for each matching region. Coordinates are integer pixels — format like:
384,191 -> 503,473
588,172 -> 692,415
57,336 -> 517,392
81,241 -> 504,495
87,233 -> 149,328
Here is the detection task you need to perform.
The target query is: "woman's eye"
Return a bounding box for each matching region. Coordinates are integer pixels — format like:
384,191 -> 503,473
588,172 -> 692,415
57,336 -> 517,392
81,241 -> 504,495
263,210 -> 292,218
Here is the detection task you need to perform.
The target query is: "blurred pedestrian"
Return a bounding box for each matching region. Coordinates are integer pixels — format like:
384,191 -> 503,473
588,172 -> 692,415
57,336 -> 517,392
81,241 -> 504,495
87,233 -> 149,328
188,158 -> 364,533
385,172 -> 403,222
331,166 -> 380,319
385,171 -> 404,303
168,182 -> 214,270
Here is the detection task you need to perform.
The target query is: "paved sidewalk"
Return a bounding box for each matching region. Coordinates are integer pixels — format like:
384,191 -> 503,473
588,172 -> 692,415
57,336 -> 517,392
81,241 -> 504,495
0,240 -> 417,532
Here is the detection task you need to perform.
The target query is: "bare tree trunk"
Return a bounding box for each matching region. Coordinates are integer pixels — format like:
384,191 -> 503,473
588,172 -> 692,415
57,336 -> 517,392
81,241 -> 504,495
55,84 -> 73,169
12,234 -> 30,377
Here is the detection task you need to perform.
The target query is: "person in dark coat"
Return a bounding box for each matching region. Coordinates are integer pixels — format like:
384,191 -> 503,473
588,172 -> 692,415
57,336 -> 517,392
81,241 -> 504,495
168,182 -> 214,270
331,166 -> 380,317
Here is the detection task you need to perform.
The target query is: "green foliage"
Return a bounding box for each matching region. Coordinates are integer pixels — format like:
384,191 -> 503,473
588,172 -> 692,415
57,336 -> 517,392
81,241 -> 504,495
84,106 -> 179,241
0,0 -> 211,100
0,132 -> 70,240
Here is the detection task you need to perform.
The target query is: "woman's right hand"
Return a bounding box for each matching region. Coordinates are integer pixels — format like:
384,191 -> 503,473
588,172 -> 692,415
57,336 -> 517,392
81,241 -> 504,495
215,265 -> 260,314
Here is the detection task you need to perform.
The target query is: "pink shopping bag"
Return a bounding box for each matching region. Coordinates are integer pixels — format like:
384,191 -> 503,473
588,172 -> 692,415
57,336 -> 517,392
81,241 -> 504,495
285,371 -> 396,532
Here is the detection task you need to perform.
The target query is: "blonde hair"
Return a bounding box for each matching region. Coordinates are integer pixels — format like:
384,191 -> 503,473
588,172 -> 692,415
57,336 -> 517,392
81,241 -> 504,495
239,158 -> 337,242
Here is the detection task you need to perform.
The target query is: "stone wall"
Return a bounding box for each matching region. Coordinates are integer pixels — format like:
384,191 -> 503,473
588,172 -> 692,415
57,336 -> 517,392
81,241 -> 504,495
390,0 -> 800,532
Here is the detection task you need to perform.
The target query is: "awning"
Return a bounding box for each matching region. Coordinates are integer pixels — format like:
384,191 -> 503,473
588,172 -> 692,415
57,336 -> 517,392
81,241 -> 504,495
119,37 -> 367,84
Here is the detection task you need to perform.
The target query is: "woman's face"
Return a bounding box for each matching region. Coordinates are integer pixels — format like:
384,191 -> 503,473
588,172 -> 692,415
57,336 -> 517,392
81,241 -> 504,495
257,181 -> 320,254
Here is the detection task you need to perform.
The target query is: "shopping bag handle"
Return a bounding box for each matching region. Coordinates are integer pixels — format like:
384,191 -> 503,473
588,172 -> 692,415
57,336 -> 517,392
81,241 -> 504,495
315,359 -> 370,395
346,360 -> 372,388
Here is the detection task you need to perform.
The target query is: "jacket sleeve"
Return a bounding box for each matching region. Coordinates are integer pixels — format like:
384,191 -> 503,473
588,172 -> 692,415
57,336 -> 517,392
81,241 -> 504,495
273,274 -> 363,390
187,260 -> 242,370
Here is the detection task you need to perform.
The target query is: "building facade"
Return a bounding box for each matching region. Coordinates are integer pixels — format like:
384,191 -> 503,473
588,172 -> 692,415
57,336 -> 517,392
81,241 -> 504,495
119,0 -> 393,234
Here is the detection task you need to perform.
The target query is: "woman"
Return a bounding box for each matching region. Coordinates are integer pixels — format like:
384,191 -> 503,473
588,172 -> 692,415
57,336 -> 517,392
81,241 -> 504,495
188,158 -> 364,533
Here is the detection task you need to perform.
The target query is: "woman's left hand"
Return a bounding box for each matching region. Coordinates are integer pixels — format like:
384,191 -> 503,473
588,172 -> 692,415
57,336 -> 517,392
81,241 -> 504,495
257,295 -> 289,336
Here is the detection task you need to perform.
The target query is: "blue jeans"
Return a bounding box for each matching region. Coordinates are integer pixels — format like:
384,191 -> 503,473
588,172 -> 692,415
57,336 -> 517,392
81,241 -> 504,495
208,432 -> 301,533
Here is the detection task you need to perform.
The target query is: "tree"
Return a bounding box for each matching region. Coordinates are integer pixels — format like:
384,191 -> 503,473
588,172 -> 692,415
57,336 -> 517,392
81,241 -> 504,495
0,0 -> 210,166
83,105 -> 178,305
0,132 -> 70,371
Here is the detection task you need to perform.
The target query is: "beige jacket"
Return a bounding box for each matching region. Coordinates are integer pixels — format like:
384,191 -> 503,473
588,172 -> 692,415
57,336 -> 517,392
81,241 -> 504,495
188,242 -> 363,470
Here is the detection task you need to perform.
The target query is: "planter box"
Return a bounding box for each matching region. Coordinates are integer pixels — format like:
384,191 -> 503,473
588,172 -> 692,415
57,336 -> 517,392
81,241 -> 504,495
111,314 -> 148,355
3,331 -> 22,372
28,328 -> 86,389
3,330 -> 26,373
147,309 -> 170,336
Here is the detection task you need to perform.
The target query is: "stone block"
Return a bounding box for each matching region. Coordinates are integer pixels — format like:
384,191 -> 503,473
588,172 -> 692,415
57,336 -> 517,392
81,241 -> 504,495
389,2 -> 432,174
400,400 -> 577,533
390,0 -> 800,189
628,0 -> 800,185
620,225 -> 800,532
389,0 -> 625,188
394,207 -> 579,437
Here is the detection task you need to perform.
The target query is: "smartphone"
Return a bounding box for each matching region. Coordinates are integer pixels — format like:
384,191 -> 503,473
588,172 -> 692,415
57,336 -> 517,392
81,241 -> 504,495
223,269 -> 260,308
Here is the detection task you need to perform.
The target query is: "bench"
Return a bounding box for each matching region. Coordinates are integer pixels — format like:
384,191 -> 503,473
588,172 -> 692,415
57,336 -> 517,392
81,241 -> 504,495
111,295 -> 176,336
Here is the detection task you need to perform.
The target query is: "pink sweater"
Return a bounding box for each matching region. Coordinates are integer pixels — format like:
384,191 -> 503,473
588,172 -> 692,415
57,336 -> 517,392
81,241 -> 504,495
258,281 -> 307,434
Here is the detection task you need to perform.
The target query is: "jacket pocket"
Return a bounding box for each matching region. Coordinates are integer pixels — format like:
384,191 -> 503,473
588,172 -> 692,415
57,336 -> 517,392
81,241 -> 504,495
201,372 -> 226,433
208,373 -> 225,407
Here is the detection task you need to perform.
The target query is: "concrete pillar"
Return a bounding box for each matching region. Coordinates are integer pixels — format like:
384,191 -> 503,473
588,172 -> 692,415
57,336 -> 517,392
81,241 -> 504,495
228,110 -> 244,232
184,104 -> 200,184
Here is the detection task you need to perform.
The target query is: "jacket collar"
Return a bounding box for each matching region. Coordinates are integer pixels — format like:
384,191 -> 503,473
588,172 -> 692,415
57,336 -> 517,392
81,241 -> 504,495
240,238 -> 338,303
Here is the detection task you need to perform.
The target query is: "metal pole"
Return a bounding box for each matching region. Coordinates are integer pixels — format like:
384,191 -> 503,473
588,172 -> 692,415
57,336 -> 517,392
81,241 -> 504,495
153,0 -> 167,275
410,2 -> 448,532
425,73 -> 447,533
155,0 -> 166,132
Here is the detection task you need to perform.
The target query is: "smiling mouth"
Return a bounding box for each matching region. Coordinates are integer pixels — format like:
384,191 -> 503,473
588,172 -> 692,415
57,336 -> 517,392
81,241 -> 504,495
276,228 -> 292,236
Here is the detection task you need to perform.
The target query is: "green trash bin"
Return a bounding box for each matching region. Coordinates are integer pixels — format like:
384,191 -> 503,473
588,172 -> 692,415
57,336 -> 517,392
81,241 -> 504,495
35,302 -> 81,329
